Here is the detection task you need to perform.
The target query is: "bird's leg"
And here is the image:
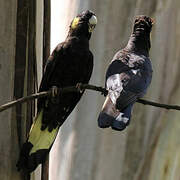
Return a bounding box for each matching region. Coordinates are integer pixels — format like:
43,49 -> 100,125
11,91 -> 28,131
76,83 -> 84,93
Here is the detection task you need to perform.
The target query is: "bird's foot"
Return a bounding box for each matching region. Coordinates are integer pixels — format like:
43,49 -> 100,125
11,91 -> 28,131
51,86 -> 59,97
76,83 -> 84,93
50,86 -> 59,104
101,89 -> 108,97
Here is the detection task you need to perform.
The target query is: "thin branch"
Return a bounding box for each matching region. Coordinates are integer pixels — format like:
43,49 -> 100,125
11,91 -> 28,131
137,99 -> 180,110
0,84 -> 180,113
0,91 -> 51,112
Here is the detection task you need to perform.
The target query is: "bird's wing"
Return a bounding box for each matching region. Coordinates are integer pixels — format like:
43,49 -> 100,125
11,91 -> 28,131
82,51 -> 94,83
37,43 -> 64,111
40,50 -> 94,131
106,53 -> 152,110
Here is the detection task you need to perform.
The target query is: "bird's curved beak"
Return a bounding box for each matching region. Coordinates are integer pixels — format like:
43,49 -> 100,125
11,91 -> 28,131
88,15 -> 97,32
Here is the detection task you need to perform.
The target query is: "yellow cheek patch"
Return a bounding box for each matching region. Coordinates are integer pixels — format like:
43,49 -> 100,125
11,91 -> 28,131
71,17 -> 80,29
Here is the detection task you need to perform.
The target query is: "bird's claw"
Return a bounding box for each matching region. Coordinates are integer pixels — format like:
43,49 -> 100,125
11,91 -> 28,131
51,86 -> 59,97
76,83 -> 83,93
51,86 -> 59,104
101,89 -> 108,97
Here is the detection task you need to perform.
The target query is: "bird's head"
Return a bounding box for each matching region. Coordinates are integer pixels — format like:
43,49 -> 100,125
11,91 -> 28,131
69,10 -> 97,39
133,15 -> 154,35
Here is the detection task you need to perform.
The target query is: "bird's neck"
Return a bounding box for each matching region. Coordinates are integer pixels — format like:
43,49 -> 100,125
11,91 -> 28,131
65,36 -> 90,51
67,27 -> 92,40
125,33 -> 151,56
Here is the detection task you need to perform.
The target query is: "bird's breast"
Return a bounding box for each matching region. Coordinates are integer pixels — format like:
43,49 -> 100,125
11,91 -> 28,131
54,53 -> 89,87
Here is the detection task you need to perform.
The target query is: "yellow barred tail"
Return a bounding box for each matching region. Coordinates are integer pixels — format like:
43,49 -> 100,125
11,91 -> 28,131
17,110 -> 59,173
28,110 -> 59,154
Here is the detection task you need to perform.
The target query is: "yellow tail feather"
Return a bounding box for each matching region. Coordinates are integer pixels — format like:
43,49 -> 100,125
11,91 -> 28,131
28,110 -> 59,155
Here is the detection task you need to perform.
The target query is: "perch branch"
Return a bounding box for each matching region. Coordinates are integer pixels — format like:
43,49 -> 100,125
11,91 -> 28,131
0,84 -> 180,112
137,99 -> 180,110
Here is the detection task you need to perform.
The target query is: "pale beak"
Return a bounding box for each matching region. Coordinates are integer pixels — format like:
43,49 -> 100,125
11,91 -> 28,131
88,15 -> 97,32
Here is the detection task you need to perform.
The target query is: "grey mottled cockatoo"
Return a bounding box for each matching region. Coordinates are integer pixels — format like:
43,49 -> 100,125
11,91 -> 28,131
98,15 -> 154,131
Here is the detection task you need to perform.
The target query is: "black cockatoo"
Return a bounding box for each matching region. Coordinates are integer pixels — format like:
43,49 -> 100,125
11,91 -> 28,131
98,15 -> 154,131
17,10 -> 97,173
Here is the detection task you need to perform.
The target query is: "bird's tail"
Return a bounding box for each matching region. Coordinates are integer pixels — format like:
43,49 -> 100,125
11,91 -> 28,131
16,110 -> 59,173
98,96 -> 133,131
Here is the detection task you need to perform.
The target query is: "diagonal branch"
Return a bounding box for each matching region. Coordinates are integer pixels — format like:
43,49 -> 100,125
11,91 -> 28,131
0,84 -> 180,113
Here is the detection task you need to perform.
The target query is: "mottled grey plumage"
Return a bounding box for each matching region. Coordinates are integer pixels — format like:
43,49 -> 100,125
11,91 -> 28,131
98,15 -> 154,131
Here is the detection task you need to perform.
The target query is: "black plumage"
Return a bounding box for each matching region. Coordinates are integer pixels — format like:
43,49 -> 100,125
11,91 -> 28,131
38,33 -> 94,131
17,10 -> 97,173
98,15 -> 154,131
